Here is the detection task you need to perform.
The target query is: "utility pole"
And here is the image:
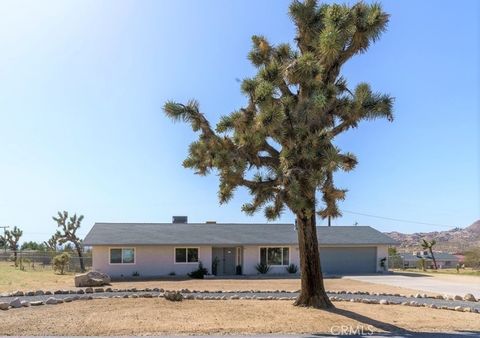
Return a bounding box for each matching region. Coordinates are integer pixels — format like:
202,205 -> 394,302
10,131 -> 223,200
0,226 -> 9,254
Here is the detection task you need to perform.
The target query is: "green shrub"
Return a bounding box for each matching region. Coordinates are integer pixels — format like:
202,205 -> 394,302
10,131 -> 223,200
285,263 -> 298,274
255,262 -> 270,274
53,252 -> 70,274
188,261 -> 208,279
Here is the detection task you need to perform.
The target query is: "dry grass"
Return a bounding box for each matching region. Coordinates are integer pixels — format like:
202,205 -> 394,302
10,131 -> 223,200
1,298 -> 479,335
0,262 -> 73,293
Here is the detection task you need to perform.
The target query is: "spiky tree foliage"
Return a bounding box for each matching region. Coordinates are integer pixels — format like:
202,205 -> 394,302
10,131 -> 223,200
421,239 -> 438,270
44,235 -> 58,252
52,211 -> 86,272
1,226 -> 23,266
164,0 -> 393,308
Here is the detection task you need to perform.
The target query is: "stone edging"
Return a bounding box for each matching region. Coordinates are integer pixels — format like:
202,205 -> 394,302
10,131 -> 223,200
0,288 -> 478,314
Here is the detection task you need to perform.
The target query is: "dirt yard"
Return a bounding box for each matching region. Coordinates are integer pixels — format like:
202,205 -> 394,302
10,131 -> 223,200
1,298 -> 479,335
0,262 -> 431,296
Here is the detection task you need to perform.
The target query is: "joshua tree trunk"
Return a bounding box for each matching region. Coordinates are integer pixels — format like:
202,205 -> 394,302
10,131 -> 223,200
13,250 -> 18,267
75,243 -> 85,272
294,204 -> 333,309
429,248 -> 438,269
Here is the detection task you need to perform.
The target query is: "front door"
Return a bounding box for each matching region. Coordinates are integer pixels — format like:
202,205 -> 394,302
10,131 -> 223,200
223,248 -> 236,275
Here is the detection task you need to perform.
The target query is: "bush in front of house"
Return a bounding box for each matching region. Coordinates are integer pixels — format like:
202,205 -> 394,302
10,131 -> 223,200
255,262 -> 270,274
285,263 -> 298,274
188,261 -> 208,279
53,252 -> 70,274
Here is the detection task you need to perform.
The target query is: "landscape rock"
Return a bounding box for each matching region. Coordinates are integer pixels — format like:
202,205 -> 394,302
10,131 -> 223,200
26,291 -> 35,296
0,302 -> 10,310
45,297 -> 58,305
30,301 -> 44,306
74,271 -> 111,287
94,288 -> 104,293
35,290 -> 45,296
13,290 -> 24,297
464,293 -> 477,302
85,287 -> 93,294
9,298 -> 22,309
164,291 -> 183,302
379,299 -> 389,305
454,295 -> 463,301
21,301 -> 30,307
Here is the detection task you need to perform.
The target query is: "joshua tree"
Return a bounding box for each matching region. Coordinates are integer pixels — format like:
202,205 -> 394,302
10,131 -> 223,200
164,0 -> 393,308
44,235 -> 58,252
1,226 -> 23,266
421,239 -> 438,269
52,211 -> 86,272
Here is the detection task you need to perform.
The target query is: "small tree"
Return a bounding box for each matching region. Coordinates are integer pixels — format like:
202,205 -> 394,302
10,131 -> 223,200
53,252 -> 70,275
421,239 -> 437,270
464,248 -> 480,269
1,226 -> 23,266
44,235 -> 58,252
52,211 -> 86,272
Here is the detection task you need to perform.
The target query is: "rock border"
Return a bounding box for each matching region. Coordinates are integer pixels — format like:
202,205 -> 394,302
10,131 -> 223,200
0,289 -> 478,314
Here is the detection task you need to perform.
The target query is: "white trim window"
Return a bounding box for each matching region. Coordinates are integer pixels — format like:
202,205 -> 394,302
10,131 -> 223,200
260,247 -> 289,266
175,247 -> 199,264
110,248 -> 135,264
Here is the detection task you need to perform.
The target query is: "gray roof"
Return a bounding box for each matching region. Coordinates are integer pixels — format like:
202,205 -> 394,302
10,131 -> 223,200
84,223 -> 398,246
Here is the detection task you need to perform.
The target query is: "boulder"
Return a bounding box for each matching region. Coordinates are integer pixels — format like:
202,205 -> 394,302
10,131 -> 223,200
74,271 -> 111,287
13,290 -> 24,297
164,291 -> 184,302
0,302 -> 9,310
9,298 -> 22,309
45,297 -> 58,305
454,295 -> 463,301
464,293 -> 477,302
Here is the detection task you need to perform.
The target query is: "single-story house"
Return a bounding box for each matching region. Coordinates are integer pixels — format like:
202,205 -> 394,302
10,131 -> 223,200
83,220 -> 397,278
399,251 -> 460,269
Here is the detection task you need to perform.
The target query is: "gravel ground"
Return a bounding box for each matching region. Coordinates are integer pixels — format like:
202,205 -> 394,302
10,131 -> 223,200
1,290 -> 479,311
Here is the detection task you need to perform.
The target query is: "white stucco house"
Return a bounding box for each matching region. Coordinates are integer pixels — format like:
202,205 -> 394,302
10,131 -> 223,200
83,218 -> 397,278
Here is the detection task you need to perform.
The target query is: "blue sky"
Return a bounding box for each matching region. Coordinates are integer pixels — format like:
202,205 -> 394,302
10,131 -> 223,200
0,0 -> 478,243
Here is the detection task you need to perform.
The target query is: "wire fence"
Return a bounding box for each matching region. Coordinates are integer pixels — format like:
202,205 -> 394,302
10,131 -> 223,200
0,250 -> 92,272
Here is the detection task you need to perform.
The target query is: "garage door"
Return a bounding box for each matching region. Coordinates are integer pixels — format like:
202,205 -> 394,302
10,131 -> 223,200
319,247 -> 377,275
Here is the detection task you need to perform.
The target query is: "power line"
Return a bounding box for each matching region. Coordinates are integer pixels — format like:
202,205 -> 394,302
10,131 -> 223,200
341,210 -> 456,229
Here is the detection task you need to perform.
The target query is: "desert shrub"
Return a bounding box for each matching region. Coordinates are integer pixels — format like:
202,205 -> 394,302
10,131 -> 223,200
255,262 -> 270,274
464,248 -> 480,269
53,252 -> 70,274
285,263 -> 298,274
188,261 -> 208,279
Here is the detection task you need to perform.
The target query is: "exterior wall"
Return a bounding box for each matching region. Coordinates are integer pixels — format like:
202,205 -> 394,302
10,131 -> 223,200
242,245 -> 300,275
376,245 -> 389,272
92,245 -> 212,278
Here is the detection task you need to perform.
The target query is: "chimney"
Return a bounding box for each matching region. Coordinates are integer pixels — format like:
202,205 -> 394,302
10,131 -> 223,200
172,216 -> 188,224
205,221 -> 216,224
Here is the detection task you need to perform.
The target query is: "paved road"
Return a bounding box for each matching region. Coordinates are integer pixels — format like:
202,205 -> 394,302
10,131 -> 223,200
4,333 -> 478,337
345,274 -> 480,298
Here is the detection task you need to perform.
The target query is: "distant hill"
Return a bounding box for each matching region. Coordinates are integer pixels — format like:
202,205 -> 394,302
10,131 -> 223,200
385,220 -> 480,253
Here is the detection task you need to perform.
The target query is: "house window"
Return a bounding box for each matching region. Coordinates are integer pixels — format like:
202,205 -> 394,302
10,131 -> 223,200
260,247 -> 289,266
110,248 -> 135,264
175,248 -> 199,263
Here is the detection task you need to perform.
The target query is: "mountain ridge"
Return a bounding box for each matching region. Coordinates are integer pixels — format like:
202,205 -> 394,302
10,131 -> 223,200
385,220 -> 480,253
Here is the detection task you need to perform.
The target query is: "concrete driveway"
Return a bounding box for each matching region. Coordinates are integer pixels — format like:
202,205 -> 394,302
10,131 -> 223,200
345,273 -> 480,298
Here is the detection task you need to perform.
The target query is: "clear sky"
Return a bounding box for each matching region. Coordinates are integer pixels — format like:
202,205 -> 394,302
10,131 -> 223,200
0,0 -> 478,243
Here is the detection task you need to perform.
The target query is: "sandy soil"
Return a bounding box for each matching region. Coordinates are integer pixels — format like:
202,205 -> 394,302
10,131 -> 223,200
0,298 -> 479,335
